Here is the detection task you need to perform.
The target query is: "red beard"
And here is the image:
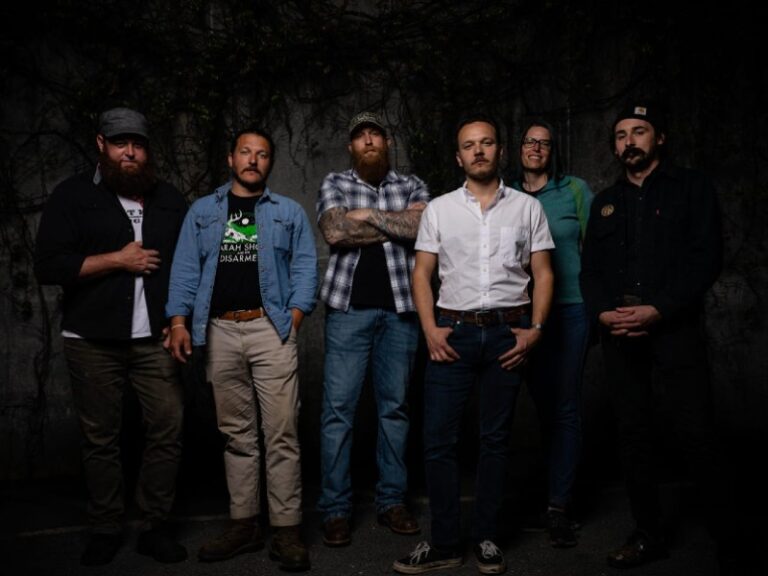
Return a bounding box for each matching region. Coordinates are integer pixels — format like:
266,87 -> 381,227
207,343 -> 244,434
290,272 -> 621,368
352,147 -> 390,186
99,152 -> 158,199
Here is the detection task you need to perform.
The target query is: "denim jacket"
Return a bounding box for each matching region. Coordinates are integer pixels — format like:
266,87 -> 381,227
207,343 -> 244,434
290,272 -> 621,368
166,182 -> 317,344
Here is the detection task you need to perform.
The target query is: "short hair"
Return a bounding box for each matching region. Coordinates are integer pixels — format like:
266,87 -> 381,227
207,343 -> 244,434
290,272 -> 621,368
229,126 -> 276,160
455,113 -> 503,147
519,119 -> 563,183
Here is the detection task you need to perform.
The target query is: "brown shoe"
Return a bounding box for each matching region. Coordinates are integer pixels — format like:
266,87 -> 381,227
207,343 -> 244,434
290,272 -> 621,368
606,530 -> 669,569
322,517 -> 351,547
198,517 -> 263,562
377,504 -> 420,535
269,525 -> 310,571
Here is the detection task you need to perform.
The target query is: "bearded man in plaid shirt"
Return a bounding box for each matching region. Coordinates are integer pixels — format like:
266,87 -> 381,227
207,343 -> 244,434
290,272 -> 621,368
316,111 -> 429,547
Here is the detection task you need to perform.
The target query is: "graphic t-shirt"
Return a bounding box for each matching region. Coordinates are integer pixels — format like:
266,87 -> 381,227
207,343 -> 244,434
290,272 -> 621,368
209,192 -> 263,315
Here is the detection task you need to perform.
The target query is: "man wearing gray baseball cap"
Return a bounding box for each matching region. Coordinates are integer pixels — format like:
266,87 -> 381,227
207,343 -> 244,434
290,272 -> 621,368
316,111 -> 429,547
34,107 -> 187,566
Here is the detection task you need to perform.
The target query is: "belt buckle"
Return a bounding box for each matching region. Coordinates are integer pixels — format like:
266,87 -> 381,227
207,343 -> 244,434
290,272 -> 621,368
474,311 -> 489,326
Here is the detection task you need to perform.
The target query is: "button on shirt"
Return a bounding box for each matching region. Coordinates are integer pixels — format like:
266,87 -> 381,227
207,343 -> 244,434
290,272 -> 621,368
415,182 -> 554,311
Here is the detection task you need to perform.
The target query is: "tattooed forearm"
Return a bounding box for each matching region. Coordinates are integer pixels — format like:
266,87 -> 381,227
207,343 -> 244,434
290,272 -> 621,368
319,208 -> 388,247
365,203 -> 426,241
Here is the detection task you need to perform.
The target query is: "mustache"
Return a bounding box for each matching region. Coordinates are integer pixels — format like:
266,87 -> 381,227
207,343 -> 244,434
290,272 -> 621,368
621,148 -> 644,161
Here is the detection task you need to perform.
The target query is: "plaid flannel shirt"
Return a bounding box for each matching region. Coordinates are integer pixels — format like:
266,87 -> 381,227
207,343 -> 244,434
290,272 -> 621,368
317,169 -> 430,313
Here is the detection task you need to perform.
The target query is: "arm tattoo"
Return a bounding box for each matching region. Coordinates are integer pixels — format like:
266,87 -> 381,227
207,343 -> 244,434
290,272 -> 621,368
365,204 -> 425,241
319,208 -> 388,247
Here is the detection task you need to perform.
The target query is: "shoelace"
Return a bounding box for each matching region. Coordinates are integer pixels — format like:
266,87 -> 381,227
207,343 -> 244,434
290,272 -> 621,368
409,541 -> 431,563
478,540 -> 501,559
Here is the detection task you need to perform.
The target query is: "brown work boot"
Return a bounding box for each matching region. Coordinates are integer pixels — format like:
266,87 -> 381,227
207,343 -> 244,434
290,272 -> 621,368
378,504 -> 420,535
198,516 -> 263,562
269,525 -> 310,571
323,517 -> 351,547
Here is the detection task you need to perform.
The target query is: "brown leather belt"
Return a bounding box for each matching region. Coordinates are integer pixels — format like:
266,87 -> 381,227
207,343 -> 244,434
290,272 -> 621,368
438,306 -> 529,326
217,308 -> 266,322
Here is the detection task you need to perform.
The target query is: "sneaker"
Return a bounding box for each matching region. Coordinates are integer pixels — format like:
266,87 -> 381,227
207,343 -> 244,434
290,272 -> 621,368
198,517 -> 263,562
474,540 -> 506,575
606,529 -> 669,569
378,504 -> 420,535
81,532 -> 123,566
269,525 -> 310,571
545,509 -> 577,548
393,541 -> 462,574
136,523 -> 187,563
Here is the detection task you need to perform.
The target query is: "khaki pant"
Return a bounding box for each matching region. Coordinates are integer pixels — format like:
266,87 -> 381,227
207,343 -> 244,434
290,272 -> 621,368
206,317 -> 302,526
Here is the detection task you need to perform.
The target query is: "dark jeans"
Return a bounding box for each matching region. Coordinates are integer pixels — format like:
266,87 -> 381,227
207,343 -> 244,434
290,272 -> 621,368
423,316 -> 522,551
600,316 -> 727,539
527,303 -> 589,509
63,337 -> 183,533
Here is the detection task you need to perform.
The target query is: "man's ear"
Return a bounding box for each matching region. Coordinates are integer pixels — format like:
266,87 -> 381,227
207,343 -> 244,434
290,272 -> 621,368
96,134 -> 105,153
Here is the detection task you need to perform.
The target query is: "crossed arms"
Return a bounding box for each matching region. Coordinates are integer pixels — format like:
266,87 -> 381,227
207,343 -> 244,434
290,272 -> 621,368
318,203 -> 427,247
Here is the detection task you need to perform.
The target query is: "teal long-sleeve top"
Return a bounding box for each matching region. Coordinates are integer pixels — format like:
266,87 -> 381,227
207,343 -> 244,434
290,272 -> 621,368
512,175 -> 594,304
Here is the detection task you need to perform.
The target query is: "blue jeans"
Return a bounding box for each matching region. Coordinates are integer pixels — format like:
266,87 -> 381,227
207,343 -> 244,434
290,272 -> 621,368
319,306 -> 418,519
527,303 -> 589,509
424,316 -> 522,550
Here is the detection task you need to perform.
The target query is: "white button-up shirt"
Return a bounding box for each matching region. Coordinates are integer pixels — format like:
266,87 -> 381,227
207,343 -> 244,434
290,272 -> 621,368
415,182 -> 554,310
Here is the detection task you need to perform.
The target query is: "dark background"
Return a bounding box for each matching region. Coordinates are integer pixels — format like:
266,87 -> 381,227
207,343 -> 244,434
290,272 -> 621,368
0,0 -> 766,532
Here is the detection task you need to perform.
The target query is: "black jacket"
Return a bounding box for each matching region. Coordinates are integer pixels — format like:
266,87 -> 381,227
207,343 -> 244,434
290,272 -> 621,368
34,172 -> 187,339
580,162 -> 723,324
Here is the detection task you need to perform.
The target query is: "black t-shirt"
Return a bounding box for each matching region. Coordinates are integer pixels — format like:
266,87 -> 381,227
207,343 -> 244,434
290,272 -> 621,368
349,243 -> 395,309
209,192 -> 263,315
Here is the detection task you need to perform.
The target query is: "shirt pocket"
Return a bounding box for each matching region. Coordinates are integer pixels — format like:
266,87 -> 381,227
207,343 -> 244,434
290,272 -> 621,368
195,214 -> 220,257
499,226 -> 529,267
272,219 -> 293,252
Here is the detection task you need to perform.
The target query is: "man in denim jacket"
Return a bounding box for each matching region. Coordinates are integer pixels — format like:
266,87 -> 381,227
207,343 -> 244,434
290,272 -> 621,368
166,126 -> 317,571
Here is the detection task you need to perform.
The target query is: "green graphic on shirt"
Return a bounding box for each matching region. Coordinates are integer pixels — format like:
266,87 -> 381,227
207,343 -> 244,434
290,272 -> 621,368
223,210 -> 258,244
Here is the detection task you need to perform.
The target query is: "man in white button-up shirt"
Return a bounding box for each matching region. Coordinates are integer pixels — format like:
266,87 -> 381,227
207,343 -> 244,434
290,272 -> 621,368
394,115 -> 554,575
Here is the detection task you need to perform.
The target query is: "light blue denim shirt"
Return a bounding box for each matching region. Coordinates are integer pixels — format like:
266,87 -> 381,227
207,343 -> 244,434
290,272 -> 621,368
166,182 -> 317,345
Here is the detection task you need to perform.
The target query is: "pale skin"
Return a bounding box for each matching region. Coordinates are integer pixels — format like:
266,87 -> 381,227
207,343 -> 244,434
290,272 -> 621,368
519,125 -> 553,193
598,119 -> 666,337
318,127 -> 426,247
412,121 -> 554,370
79,135 -> 160,279
165,133 -> 304,363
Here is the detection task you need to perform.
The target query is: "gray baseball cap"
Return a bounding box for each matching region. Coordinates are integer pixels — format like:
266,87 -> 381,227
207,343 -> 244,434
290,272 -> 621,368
348,111 -> 387,139
98,107 -> 149,139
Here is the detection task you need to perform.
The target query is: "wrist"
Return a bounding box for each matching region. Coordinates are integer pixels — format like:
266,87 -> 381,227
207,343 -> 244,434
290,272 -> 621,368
531,322 -> 545,331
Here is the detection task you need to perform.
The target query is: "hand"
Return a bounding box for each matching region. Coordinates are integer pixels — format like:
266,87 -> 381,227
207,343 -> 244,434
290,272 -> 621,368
118,241 -> 161,275
498,327 -> 542,370
291,308 -> 304,332
424,325 -> 460,363
599,305 -> 661,337
167,325 -> 192,363
346,208 -> 374,222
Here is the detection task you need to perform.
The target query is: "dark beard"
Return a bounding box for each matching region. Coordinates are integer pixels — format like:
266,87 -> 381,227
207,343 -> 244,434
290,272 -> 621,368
352,148 -> 390,185
99,152 -> 157,198
233,170 -> 266,194
620,145 -> 658,173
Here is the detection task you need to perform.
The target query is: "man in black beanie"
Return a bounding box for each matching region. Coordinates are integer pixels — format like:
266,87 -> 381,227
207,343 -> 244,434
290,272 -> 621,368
580,103 -> 746,573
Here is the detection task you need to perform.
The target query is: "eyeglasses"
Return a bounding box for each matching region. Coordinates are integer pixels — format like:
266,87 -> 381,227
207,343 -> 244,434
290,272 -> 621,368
522,137 -> 552,149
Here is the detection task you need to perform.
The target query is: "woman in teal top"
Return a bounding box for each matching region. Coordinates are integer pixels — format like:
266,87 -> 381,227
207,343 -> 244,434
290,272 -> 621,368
512,120 -> 593,549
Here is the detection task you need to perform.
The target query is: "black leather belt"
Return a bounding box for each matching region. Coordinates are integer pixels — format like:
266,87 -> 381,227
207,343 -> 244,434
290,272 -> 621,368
437,306 -> 528,326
